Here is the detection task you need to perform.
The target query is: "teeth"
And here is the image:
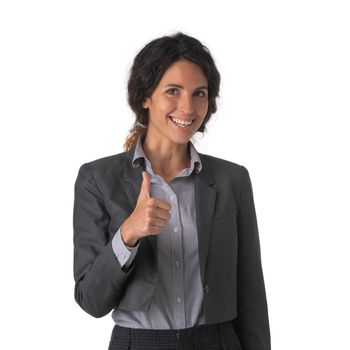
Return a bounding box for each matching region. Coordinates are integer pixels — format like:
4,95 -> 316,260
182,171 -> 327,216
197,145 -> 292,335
170,117 -> 193,126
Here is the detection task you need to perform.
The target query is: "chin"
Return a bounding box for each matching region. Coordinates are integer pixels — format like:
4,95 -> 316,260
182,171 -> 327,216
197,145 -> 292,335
168,135 -> 191,145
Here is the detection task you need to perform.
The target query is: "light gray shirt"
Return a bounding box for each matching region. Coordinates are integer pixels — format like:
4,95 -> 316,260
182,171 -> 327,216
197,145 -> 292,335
111,134 -> 206,329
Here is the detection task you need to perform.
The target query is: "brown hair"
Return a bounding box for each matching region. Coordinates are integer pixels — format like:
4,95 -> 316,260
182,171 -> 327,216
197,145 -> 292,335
123,31 -> 221,151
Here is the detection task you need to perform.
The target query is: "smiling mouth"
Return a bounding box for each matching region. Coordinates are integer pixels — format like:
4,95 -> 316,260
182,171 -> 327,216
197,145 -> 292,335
169,116 -> 195,127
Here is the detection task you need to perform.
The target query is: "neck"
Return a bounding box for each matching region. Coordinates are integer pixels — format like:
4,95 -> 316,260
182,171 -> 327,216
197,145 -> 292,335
142,134 -> 191,175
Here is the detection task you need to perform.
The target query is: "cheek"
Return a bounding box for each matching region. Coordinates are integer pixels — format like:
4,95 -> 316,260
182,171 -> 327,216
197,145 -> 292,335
158,99 -> 177,114
195,100 -> 209,116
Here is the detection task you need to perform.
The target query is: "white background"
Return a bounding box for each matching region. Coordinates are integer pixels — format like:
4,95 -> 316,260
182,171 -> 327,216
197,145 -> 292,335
1,0 -> 349,349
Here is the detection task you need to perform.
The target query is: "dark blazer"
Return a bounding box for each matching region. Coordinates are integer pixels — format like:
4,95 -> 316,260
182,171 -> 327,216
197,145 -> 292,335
73,144 -> 271,350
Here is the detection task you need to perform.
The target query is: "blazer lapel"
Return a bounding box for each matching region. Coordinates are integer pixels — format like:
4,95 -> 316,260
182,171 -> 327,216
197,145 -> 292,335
194,161 -> 216,285
121,145 -> 217,284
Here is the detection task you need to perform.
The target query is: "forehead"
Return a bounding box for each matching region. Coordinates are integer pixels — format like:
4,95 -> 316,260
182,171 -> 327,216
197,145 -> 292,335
159,60 -> 207,86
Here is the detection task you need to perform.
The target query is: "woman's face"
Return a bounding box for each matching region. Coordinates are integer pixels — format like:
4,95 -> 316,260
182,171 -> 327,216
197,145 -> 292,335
143,59 -> 209,146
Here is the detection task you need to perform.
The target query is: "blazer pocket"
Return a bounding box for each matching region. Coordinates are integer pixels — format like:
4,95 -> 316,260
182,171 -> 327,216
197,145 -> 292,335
118,278 -> 156,312
214,210 -> 237,221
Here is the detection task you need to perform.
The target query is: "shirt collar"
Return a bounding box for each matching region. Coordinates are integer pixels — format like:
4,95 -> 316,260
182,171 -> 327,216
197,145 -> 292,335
132,134 -> 203,175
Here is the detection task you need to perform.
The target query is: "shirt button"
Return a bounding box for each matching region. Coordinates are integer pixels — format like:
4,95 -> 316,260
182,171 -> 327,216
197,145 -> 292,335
169,195 -> 175,201
175,260 -> 181,267
204,284 -> 210,293
177,297 -> 182,303
173,226 -> 179,232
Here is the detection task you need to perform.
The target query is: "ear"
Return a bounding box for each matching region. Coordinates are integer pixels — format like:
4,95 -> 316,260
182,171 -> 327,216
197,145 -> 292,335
143,97 -> 151,109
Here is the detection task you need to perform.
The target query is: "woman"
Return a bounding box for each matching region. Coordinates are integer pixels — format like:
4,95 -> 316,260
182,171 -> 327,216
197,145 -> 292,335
73,32 -> 271,350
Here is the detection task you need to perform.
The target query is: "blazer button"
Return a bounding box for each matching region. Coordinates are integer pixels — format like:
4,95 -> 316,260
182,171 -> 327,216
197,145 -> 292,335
204,284 -> 210,293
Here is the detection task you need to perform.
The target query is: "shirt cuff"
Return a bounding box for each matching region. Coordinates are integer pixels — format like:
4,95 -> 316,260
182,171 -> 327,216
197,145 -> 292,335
112,226 -> 139,268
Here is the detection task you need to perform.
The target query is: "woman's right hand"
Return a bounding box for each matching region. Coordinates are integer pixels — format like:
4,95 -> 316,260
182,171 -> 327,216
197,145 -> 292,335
121,171 -> 172,247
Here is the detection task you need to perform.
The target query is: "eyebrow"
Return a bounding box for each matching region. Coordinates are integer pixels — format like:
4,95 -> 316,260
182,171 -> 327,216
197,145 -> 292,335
165,84 -> 208,90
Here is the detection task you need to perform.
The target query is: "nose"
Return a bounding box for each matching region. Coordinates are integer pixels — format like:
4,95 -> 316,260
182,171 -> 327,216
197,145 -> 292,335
178,93 -> 195,116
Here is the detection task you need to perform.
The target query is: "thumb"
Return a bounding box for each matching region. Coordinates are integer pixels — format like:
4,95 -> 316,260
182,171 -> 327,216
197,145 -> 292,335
138,171 -> 151,201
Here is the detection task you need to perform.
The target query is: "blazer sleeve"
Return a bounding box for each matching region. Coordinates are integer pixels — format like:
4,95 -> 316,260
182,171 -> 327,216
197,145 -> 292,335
73,163 -> 135,318
232,165 -> 271,350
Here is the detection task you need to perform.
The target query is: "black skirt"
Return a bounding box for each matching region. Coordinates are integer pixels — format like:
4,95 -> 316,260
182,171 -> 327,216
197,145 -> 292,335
108,320 -> 242,350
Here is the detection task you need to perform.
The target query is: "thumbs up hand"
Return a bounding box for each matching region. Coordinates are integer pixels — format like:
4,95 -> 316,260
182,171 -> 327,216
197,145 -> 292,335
121,171 -> 172,247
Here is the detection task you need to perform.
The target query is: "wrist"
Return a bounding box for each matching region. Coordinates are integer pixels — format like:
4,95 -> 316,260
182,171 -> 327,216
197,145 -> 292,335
121,222 -> 139,247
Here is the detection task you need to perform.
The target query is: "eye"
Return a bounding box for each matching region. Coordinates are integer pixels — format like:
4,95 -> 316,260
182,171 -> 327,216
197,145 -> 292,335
166,88 -> 178,95
195,90 -> 207,98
